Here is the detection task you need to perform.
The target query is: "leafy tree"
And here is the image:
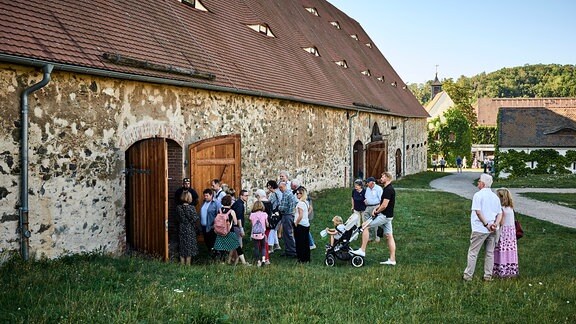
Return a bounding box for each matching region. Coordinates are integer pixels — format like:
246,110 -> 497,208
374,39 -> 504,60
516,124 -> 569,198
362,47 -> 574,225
441,79 -> 477,127
472,126 -> 497,145
428,108 -> 472,164
470,64 -> 576,98
408,82 -> 432,105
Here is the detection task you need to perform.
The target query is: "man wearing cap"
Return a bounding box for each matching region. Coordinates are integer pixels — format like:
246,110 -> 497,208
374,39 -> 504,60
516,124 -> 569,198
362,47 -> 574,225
363,176 -> 383,242
175,178 -> 199,206
463,173 -> 502,281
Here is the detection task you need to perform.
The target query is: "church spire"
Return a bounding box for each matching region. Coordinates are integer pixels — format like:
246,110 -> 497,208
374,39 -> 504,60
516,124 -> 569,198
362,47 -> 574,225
431,65 -> 442,98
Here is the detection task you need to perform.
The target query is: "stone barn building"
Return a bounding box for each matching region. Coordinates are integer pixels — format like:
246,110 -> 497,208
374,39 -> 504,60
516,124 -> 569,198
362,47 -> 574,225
0,0 -> 429,260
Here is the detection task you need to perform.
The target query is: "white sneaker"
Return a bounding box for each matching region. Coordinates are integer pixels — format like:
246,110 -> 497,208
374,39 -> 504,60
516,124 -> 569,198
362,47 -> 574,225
375,236 -> 381,243
310,244 -> 316,250
351,248 -> 365,257
380,259 -> 396,265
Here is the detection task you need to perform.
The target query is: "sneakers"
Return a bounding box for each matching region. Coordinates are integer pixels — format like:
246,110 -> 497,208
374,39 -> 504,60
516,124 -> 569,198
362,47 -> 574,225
351,248 -> 365,257
375,236 -> 381,243
257,261 -> 262,267
380,259 -> 396,266
310,244 -> 317,250
274,244 -> 282,251
462,275 -> 472,282
483,276 -> 493,282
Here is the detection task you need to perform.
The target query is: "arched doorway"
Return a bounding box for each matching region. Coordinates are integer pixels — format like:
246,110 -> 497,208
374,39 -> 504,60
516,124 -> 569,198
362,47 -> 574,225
395,148 -> 402,178
125,138 -> 178,261
353,140 -> 364,179
365,141 -> 388,179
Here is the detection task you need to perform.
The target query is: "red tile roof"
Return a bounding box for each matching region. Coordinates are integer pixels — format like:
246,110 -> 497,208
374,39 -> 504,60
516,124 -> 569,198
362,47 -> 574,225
476,97 -> 576,126
0,0 -> 427,117
499,107 -> 576,148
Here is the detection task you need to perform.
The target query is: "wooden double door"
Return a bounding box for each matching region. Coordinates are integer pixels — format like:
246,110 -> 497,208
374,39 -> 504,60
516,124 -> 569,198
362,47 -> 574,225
125,135 -> 241,261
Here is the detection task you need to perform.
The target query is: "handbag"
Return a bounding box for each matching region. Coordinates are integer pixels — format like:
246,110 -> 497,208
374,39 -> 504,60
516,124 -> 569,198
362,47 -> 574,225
515,219 -> 524,240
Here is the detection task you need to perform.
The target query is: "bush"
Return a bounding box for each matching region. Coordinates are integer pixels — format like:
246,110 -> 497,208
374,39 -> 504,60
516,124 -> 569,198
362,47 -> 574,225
497,149 -> 575,177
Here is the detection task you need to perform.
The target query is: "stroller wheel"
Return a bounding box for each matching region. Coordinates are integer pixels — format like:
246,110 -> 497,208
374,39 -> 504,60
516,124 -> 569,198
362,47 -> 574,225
325,254 -> 336,267
351,255 -> 364,268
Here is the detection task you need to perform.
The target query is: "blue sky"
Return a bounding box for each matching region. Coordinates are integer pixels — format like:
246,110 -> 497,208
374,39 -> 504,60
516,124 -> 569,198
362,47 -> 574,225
327,0 -> 576,84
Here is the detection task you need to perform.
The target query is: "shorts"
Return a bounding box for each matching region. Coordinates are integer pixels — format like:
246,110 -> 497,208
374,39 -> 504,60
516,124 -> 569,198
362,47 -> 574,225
369,214 -> 393,234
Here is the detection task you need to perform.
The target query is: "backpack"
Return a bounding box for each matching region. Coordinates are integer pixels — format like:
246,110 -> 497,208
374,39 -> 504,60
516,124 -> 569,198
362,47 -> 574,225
251,216 -> 265,240
214,208 -> 232,236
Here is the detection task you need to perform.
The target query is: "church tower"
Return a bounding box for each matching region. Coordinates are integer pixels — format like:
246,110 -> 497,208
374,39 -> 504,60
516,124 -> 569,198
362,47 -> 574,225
431,70 -> 442,99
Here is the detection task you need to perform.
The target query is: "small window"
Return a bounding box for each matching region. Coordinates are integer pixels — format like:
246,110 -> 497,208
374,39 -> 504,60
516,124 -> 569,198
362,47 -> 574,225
377,76 -> 385,82
247,24 -> 276,37
303,47 -> 320,56
361,69 -> 371,76
350,34 -> 359,40
330,21 -> 341,29
390,81 -> 397,87
180,0 -> 208,11
335,60 -> 348,68
365,43 -> 373,48
305,7 -> 319,16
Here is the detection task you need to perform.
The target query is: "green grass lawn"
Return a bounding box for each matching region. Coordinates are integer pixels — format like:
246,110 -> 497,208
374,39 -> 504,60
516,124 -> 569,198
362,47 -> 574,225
493,173 -> 576,188
519,192 -> 576,210
1,172 -> 575,323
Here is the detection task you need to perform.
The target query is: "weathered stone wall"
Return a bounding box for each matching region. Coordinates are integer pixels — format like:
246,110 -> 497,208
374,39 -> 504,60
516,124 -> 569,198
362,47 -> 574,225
0,63 -> 427,259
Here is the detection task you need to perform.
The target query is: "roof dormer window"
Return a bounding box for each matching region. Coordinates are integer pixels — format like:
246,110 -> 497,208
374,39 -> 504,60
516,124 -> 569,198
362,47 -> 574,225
361,69 -> 371,76
180,0 -> 208,11
330,21 -> 341,29
247,23 -> 276,37
335,60 -> 348,68
377,76 -> 385,82
305,7 -> 319,16
350,34 -> 359,40
303,46 -> 320,56
365,43 -> 373,48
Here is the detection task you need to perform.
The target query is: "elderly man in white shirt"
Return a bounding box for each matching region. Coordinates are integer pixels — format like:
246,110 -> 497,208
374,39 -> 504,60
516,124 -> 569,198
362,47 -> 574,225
363,176 -> 383,242
463,173 -> 503,282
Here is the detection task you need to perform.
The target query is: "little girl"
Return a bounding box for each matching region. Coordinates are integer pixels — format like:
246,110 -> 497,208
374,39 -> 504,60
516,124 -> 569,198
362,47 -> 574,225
249,201 -> 269,267
325,215 -> 346,248
493,188 -> 519,278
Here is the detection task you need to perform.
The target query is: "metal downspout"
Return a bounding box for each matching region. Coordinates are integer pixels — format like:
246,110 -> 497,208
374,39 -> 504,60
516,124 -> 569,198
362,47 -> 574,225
348,110 -> 359,186
19,64 -> 53,261
402,118 -> 408,177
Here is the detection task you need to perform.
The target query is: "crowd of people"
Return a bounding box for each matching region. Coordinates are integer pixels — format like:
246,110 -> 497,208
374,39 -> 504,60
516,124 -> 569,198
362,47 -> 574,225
174,172 -> 316,266
174,170 -> 520,281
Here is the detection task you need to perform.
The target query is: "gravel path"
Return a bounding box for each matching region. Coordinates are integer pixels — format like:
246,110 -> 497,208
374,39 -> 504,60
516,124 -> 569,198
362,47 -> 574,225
428,171 -> 576,229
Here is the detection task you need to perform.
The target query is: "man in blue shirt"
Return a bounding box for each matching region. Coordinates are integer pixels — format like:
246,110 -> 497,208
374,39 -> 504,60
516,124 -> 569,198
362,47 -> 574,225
278,181 -> 297,257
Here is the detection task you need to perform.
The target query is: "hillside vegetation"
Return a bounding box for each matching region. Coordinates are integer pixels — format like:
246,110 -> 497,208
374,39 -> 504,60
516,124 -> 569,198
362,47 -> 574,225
410,64 -> 576,105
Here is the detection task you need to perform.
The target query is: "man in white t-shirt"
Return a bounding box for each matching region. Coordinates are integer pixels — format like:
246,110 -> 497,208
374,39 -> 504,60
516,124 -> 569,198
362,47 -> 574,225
463,173 -> 503,281
363,177 -> 383,241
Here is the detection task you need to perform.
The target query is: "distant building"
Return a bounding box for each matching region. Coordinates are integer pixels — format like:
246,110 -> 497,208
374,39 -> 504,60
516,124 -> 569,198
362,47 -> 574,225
498,104 -> 576,175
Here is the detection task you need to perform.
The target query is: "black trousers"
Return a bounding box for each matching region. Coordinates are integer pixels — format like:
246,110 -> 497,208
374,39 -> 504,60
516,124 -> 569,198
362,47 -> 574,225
294,225 -> 310,263
202,226 -> 216,251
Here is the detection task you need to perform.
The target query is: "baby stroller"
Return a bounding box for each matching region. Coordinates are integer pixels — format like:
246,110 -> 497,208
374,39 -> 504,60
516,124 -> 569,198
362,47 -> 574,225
324,213 -> 372,267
